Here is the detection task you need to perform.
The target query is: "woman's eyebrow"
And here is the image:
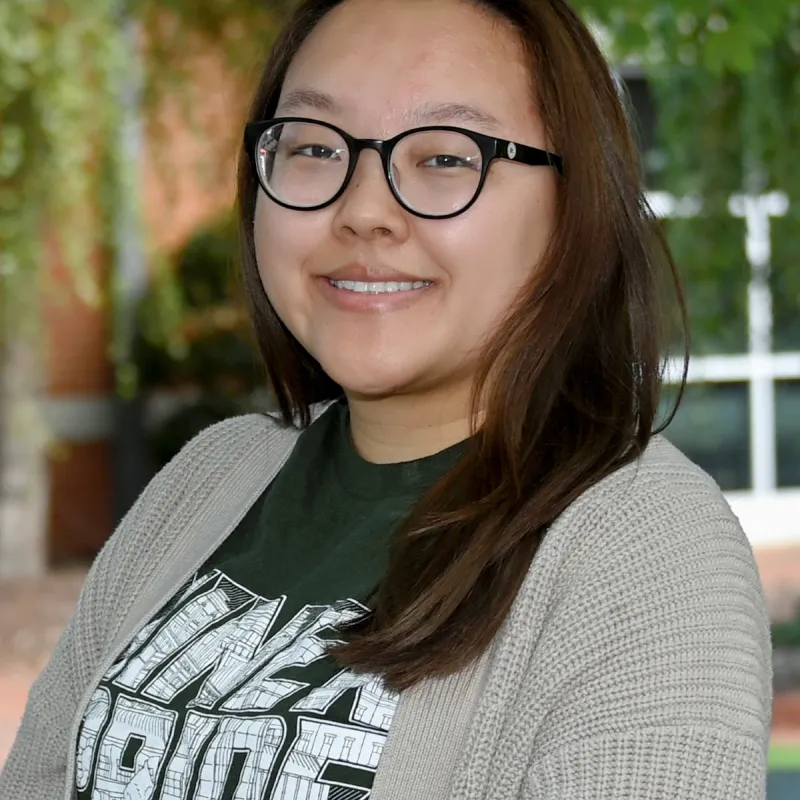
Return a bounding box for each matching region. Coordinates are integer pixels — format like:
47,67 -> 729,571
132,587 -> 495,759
408,102 -> 502,130
277,91 -> 501,131
277,88 -> 342,115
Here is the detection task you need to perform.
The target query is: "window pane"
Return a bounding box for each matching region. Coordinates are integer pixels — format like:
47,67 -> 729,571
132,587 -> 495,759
665,215 -> 750,355
777,381 -> 800,488
621,76 -> 661,186
660,382 -> 751,491
771,212 -> 800,352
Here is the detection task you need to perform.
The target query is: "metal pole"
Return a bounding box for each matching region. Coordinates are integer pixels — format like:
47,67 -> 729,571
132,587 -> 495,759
112,15 -> 151,522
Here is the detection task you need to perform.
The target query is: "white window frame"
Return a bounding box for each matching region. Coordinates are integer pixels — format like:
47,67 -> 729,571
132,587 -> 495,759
650,189 -> 800,548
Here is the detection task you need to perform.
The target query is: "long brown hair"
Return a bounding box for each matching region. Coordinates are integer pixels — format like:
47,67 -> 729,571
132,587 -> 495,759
237,0 -> 688,691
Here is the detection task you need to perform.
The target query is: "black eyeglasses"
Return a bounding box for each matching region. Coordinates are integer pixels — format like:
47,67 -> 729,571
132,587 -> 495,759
245,117 -> 563,220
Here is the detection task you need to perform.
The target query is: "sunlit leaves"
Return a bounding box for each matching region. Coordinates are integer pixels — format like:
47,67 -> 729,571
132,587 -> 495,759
0,0 -> 128,330
582,0 -> 798,74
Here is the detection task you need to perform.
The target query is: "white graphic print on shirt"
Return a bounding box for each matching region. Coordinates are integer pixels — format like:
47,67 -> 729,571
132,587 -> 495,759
76,570 -> 399,800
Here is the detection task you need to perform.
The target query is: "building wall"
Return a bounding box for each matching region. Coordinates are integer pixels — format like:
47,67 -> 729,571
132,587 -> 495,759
44,244 -> 114,561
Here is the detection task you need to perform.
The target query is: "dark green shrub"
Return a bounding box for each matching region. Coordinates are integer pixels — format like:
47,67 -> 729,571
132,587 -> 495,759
134,215 -> 264,466
773,608 -> 800,649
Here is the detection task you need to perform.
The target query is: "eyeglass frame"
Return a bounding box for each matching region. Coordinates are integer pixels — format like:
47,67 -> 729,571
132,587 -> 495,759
244,116 -> 564,220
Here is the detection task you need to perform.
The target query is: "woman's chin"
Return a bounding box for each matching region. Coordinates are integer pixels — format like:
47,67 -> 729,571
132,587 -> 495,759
320,362 -> 417,401
336,379 -> 410,402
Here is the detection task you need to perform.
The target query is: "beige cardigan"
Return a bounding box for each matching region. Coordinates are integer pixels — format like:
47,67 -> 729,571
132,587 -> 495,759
0,413 -> 773,799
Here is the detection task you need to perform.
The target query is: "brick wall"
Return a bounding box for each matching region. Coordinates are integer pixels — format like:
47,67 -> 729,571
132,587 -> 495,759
43,53 -> 247,565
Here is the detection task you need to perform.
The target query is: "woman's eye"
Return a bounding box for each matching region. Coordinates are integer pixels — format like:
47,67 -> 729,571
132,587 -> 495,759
422,154 -> 478,170
291,144 -> 341,160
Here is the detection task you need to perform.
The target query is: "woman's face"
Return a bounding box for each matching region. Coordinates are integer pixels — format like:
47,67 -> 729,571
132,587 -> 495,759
255,0 -> 557,404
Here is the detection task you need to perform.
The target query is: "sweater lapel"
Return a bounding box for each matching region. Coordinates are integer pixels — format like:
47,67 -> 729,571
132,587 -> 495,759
371,645 -> 493,800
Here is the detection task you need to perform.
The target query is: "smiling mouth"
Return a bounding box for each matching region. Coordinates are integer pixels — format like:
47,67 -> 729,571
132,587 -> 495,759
327,279 -> 434,294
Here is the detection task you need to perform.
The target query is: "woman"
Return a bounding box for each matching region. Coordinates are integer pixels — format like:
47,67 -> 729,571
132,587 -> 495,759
1,0 -> 772,798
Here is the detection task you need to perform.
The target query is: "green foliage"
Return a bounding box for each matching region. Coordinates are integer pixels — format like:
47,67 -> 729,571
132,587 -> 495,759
133,215 -> 263,466
581,2 -> 800,354
768,744 -> 800,770
582,1 -> 799,74
648,13 -> 800,353
0,0 -> 278,349
134,216 -> 261,395
0,0 -> 128,331
773,208 -> 800,352
773,609 -> 800,648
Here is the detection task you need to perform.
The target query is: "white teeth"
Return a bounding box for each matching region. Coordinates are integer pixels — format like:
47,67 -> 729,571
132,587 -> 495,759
329,279 -> 431,294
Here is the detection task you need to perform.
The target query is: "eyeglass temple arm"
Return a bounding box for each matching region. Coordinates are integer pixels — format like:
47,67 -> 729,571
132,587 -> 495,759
497,138 -> 563,175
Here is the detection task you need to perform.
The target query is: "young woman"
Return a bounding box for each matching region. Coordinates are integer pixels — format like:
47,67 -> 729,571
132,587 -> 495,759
1,1 -> 772,798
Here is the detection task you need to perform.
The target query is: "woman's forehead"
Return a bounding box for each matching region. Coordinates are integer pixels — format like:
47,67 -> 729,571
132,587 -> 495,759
278,0 -> 535,132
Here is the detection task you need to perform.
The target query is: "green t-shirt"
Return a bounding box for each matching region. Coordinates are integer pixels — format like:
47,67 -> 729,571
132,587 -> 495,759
75,400 -> 463,800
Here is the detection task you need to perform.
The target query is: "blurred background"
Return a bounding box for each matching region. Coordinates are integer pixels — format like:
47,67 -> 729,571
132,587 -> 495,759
0,0 -> 799,792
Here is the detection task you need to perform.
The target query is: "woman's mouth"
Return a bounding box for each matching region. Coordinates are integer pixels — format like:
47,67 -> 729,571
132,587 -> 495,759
327,279 -> 434,294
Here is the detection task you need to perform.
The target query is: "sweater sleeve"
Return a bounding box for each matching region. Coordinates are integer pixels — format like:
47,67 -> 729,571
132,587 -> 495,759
525,728 -> 766,799
0,415 -> 274,800
520,459 -> 773,799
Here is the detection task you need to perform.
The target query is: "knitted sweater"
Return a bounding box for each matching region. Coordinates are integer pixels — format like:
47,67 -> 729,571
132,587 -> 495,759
0,413 -> 773,800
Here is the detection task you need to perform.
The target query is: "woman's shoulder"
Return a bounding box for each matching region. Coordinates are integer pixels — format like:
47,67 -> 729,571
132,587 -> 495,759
165,409 -> 309,476
172,402 -> 333,466
499,437 -> 771,776
144,411 -> 299,509
175,411 -> 295,459
511,434 -> 770,698
576,434 -> 735,525
611,434 -> 737,533
107,412 -> 299,550
544,435 -> 753,571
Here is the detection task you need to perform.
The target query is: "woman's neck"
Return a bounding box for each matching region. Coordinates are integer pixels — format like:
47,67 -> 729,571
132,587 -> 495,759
345,391 -> 475,464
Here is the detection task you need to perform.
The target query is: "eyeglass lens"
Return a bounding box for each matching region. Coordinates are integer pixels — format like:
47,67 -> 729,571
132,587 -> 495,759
257,121 -> 485,217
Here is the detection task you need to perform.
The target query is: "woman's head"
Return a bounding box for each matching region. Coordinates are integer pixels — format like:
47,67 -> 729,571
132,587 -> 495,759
237,0 -> 685,689
248,0 -> 559,414
239,0 -> 672,429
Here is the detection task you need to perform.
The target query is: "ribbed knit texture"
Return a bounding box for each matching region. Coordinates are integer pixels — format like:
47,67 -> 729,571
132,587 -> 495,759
0,414 -> 773,800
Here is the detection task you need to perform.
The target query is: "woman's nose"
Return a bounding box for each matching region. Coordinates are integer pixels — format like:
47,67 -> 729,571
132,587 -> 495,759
331,149 -> 410,242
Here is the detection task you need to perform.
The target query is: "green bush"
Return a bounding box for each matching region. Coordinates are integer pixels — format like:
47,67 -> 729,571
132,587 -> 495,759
773,609 -> 800,649
134,216 -> 264,466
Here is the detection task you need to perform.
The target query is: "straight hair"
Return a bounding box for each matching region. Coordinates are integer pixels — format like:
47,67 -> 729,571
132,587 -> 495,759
237,0 -> 688,691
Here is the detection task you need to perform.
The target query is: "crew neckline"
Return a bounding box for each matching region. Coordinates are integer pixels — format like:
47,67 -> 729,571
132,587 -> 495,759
328,400 -> 467,499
